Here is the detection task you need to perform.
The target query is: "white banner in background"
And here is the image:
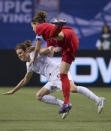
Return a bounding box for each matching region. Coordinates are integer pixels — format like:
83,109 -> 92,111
40,57 -> 111,84
0,0 -> 33,23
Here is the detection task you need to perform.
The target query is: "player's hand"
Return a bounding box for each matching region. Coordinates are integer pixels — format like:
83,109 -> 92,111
48,47 -> 61,57
29,58 -> 34,66
53,47 -> 61,53
2,90 -> 14,95
25,46 -> 35,53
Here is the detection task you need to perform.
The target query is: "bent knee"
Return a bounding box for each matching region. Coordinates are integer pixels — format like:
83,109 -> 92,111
70,87 -> 77,93
36,93 -> 43,101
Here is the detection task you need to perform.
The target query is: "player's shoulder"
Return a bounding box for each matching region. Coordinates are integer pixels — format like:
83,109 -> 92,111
36,23 -> 52,34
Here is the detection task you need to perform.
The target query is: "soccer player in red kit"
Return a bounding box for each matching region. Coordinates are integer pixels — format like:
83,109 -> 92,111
30,10 -> 79,114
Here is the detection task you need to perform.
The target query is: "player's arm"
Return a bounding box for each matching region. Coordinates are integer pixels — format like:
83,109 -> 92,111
29,41 -> 41,66
39,46 -> 54,55
33,40 -> 41,61
25,46 -> 51,55
2,71 -> 33,95
29,35 -> 42,66
39,46 -> 61,57
40,41 -> 61,56
96,39 -> 102,50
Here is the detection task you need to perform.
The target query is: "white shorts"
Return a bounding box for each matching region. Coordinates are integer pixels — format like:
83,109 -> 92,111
44,72 -> 73,93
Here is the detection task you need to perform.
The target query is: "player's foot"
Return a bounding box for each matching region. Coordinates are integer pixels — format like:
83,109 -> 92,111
59,103 -> 72,114
97,97 -> 106,114
62,111 -> 69,119
50,18 -> 67,26
62,103 -> 72,119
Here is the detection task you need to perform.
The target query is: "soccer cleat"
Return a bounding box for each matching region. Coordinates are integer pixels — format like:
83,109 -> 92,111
62,111 -> 69,119
61,103 -> 72,119
97,97 -> 106,114
50,18 -> 67,26
59,103 -> 72,114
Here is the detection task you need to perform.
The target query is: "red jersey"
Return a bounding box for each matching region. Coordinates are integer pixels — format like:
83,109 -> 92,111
36,23 -> 57,46
36,23 -> 53,40
35,23 -> 79,63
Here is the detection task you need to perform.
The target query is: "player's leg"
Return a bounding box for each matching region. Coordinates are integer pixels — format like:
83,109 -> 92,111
36,83 -> 63,107
59,61 -> 72,114
50,18 -> 66,39
50,18 -> 66,37
50,26 -> 62,38
70,81 -> 106,113
60,61 -> 71,104
70,81 -> 100,102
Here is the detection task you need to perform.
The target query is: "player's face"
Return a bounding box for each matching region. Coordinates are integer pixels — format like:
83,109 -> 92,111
31,22 -> 39,32
16,49 -> 28,62
103,26 -> 109,34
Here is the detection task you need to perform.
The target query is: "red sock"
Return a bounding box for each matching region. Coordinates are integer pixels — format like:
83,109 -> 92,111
50,26 -> 62,38
60,74 -> 70,104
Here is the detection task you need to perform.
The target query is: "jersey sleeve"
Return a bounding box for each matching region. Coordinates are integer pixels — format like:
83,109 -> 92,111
35,24 -> 44,41
36,34 -> 43,41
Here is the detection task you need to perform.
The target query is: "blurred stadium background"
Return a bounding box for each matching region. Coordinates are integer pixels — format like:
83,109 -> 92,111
0,0 -> 111,87
0,0 -> 111,130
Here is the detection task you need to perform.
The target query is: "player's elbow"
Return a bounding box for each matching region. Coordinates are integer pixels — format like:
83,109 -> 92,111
71,88 -> 77,93
36,48 -> 40,52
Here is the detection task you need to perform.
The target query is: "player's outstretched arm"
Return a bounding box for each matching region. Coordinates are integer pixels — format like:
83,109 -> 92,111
40,46 -> 61,57
39,46 -> 54,55
2,72 -> 33,95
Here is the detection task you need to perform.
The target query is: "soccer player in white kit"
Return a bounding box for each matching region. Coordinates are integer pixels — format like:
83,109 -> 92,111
2,40 -> 106,119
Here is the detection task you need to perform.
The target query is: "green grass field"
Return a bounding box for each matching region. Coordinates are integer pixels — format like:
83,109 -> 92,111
0,87 -> 111,131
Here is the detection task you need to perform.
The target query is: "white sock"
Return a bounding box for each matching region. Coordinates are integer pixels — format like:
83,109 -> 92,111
76,86 -> 100,103
41,95 -> 63,107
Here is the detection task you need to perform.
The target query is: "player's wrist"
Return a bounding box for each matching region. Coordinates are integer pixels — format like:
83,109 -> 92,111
48,46 -> 54,51
11,89 -> 15,94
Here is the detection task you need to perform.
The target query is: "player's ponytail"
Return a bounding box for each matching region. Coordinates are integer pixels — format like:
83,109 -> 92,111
32,10 -> 47,24
23,40 -> 31,48
15,40 -> 32,51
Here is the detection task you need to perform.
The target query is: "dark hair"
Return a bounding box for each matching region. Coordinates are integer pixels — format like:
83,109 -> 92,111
32,10 -> 47,24
102,24 -> 111,34
15,40 -> 31,51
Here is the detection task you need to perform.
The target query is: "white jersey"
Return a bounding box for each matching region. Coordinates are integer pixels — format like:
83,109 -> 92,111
26,52 -> 60,81
26,52 -> 73,92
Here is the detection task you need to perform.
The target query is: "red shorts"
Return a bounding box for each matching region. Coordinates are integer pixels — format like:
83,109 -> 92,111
59,28 -> 79,64
47,27 -> 79,64
62,53 -> 74,64
62,47 -> 78,64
